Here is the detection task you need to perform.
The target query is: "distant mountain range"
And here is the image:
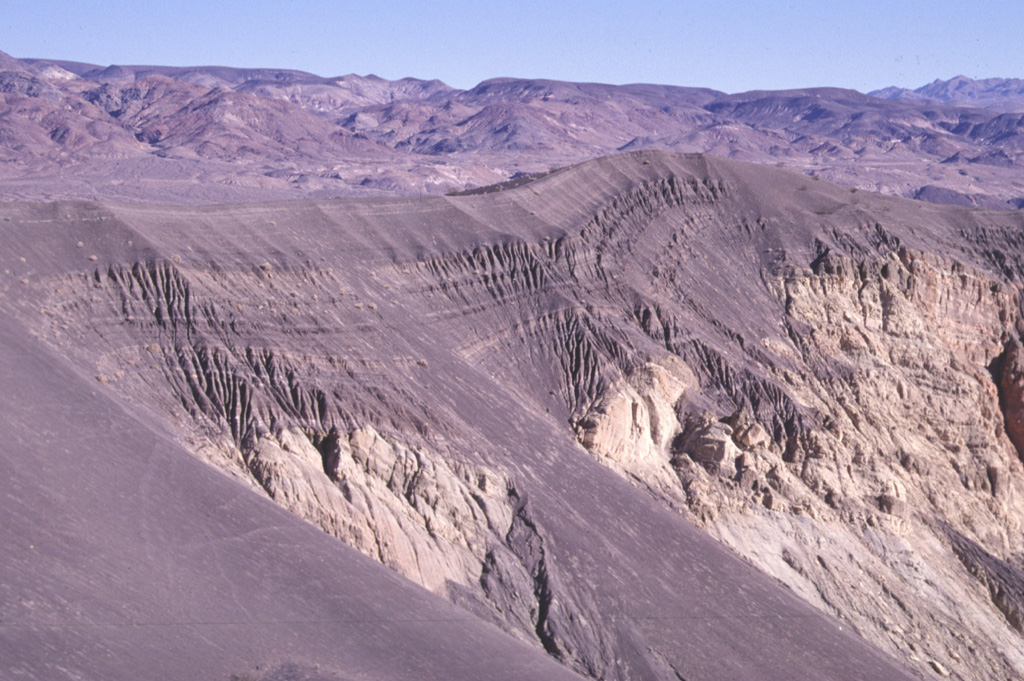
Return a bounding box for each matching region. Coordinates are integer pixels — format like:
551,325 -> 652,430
1,50 -> 1022,208
871,75 -> 1024,112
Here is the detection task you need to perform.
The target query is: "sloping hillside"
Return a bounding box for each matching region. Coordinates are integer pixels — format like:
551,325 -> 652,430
4,151 -> 1024,680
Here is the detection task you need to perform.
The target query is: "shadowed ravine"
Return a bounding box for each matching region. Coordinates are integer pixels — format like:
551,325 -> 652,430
3,151 -> 1024,680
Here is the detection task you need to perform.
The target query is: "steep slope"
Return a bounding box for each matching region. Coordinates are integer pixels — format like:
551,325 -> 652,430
8,150 -> 1024,679
433,155 -> 1024,681
0,152 -> 937,681
0,314 -> 588,681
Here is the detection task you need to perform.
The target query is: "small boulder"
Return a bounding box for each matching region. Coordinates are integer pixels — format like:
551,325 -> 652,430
735,423 -> 770,450
685,421 -> 739,478
876,494 -> 906,517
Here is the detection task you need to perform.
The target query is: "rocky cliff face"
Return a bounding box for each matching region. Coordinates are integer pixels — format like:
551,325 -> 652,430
5,151 -> 1023,680
578,247 -> 1024,679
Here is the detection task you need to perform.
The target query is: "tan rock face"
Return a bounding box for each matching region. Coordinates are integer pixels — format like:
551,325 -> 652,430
575,356 -> 699,503
247,425 -> 512,594
577,355 -> 695,462
575,248 -> 1024,681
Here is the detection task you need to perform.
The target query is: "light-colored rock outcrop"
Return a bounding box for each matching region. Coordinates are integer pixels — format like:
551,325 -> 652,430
246,425 -> 512,594
574,248 -> 1024,681
574,356 -> 696,501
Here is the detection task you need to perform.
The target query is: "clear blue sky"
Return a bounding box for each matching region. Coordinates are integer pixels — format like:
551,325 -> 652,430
3,1 -> 1021,93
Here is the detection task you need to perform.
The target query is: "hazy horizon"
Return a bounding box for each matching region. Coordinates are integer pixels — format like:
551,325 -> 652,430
3,0 -> 1020,94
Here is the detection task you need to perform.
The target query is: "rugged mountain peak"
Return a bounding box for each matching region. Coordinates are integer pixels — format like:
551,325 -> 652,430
873,75 -> 1024,113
